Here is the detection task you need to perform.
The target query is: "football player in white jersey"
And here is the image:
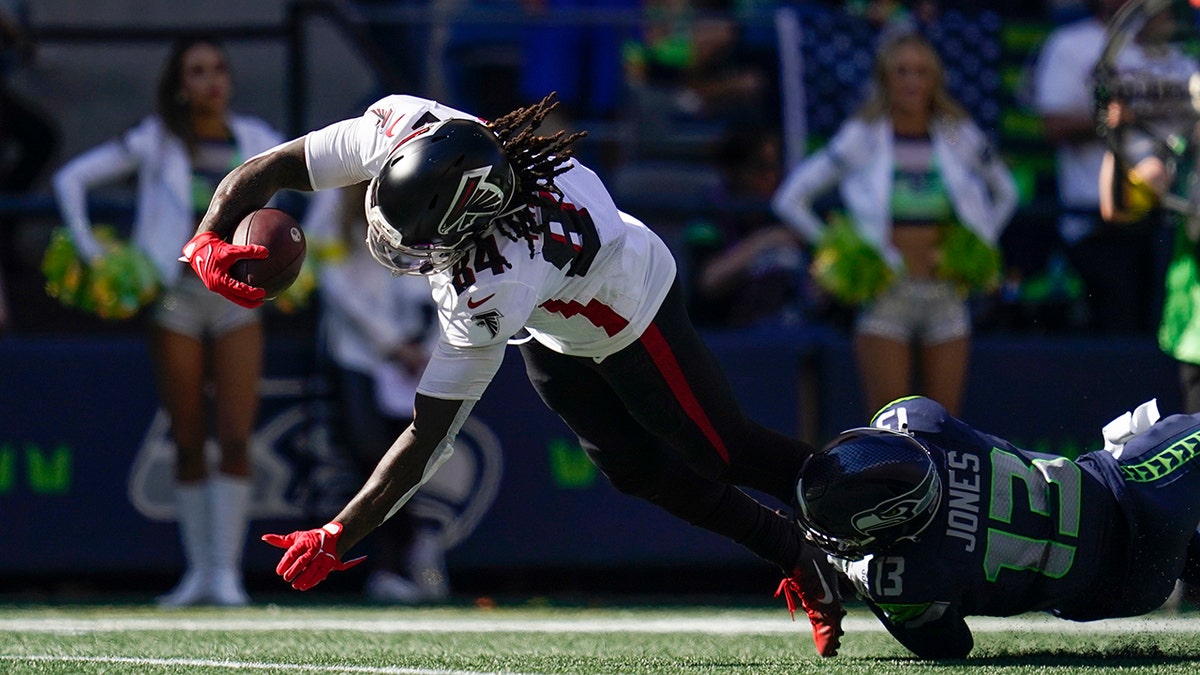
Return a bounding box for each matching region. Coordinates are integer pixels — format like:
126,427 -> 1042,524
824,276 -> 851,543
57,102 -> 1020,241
182,93 -> 843,656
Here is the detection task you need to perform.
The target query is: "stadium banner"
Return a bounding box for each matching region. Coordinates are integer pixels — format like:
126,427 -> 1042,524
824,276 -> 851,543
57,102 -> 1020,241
0,329 -> 1180,576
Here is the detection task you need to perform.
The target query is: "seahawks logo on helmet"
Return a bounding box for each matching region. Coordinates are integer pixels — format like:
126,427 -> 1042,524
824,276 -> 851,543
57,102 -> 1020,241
439,166 -> 509,237
795,424 -> 943,559
850,461 -> 941,538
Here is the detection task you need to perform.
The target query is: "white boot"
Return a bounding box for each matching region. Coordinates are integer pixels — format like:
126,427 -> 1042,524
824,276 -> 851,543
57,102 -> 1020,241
157,482 -> 212,607
208,474 -> 252,606
1164,580 -> 1185,614
365,570 -> 424,604
408,527 -> 450,602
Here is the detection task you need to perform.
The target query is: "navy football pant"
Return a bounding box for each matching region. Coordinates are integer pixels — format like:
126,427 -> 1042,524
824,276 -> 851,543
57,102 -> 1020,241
1107,412 -> 1200,613
519,278 -> 816,571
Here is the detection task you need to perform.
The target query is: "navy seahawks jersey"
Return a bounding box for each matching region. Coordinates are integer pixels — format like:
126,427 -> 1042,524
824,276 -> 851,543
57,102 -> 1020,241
832,396 -> 1130,658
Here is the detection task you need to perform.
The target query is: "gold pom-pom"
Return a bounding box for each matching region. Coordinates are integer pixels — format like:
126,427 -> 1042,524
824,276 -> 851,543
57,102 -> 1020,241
936,224 -> 1003,295
810,212 -> 895,305
41,226 -> 161,320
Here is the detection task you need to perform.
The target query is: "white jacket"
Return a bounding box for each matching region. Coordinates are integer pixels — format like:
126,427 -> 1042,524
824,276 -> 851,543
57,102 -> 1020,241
53,114 -> 283,285
771,115 -> 1018,268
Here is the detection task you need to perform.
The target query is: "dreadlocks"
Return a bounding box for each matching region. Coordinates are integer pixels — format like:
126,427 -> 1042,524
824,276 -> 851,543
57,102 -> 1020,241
487,92 -> 587,260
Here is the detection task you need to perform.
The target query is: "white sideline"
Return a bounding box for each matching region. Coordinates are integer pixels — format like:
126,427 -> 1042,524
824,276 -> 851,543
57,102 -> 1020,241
3,614 -> 1200,634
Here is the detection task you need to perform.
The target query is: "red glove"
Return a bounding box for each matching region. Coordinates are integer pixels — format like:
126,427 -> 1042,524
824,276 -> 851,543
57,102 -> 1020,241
179,230 -> 268,308
261,522 -> 366,591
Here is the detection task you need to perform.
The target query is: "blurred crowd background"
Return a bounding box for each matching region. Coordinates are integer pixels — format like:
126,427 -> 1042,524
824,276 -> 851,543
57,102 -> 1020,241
0,0 -> 1188,599
0,0 -> 1134,337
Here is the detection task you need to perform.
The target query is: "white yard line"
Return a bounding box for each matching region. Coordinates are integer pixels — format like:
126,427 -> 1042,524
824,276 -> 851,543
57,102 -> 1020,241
3,614 -> 1197,674
0,654 -> 531,675
1,614 -> 1199,634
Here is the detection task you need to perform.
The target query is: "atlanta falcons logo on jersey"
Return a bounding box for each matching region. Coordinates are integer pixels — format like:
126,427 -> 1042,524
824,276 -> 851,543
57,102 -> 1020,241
472,308 -> 504,338
439,166 -> 508,237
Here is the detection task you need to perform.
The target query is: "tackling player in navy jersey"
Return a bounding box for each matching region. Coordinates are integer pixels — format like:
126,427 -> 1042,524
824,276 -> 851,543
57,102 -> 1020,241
795,395 -> 1200,658
180,93 -> 844,656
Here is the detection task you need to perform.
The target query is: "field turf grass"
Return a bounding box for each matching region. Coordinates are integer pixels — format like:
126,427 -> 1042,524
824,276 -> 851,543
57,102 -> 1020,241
3,600 -> 1200,674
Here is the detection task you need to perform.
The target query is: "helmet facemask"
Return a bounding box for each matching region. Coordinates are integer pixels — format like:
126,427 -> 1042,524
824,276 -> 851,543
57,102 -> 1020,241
363,117 -> 517,276
364,183 -> 472,275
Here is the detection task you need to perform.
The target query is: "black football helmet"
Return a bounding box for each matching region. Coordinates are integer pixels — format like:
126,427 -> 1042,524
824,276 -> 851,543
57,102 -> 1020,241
365,117 -> 517,275
795,427 -> 942,560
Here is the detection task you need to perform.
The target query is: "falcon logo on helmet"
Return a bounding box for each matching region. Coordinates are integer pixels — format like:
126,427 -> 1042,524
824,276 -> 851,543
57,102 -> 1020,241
439,167 -> 510,238
364,118 -> 516,276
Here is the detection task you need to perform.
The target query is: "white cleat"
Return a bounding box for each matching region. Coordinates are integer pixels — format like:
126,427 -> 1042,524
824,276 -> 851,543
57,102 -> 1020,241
365,571 -> 425,604
209,568 -> 251,607
409,532 -> 450,602
157,569 -> 213,608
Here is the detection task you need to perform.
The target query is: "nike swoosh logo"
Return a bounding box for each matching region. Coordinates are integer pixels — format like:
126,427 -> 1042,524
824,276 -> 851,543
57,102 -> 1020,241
194,244 -> 213,267
384,115 -> 406,137
812,560 -> 834,605
466,293 -> 495,309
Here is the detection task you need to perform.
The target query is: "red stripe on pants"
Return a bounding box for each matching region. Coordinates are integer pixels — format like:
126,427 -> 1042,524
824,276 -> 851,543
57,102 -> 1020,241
638,322 -> 731,464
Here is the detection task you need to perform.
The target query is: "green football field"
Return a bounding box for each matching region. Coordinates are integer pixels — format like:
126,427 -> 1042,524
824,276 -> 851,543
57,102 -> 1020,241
3,600 -> 1200,674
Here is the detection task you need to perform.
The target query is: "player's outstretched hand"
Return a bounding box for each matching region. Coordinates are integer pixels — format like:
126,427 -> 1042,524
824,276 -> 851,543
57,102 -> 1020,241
261,522 -> 366,591
180,231 -> 268,308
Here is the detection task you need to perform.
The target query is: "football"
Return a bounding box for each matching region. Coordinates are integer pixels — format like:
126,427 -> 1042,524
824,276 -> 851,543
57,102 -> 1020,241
229,208 -> 306,299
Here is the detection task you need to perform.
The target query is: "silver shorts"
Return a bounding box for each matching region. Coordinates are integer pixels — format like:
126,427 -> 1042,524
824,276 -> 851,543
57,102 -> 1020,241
855,278 -> 969,345
153,271 -> 260,339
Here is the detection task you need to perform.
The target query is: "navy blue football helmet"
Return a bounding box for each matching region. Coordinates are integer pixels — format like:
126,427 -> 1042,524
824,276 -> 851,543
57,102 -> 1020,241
795,427 -> 942,560
365,118 -> 517,275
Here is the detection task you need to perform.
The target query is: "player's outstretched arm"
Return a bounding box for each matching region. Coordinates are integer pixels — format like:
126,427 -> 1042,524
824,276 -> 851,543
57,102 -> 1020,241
262,394 -> 468,590
334,394 -> 465,551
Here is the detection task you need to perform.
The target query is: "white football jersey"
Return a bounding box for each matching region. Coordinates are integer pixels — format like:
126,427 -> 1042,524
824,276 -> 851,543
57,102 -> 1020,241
304,95 -> 677,401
